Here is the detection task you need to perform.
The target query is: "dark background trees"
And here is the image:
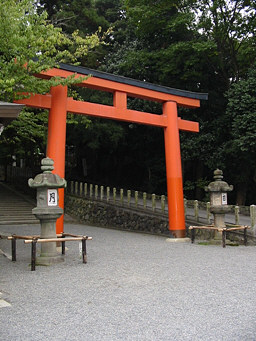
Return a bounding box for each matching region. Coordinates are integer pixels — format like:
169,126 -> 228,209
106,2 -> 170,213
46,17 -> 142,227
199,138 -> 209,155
1,0 -> 255,204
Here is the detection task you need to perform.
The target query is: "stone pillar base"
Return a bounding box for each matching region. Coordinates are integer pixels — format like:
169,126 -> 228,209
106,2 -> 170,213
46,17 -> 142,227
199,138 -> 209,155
36,254 -> 64,266
166,237 -> 190,243
214,230 -> 223,241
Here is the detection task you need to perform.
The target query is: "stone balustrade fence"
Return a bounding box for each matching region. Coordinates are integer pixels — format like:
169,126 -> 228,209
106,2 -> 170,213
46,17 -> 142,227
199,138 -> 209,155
67,180 -> 167,214
67,180 -> 256,229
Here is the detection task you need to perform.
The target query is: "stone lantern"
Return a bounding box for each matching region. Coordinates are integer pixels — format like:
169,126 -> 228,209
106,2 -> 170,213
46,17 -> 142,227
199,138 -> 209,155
205,169 -> 233,235
28,157 -> 66,265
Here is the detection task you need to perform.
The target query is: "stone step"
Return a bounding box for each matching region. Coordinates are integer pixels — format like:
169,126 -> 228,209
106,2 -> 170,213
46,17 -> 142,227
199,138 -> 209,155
0,215 -> 36,219
0,182 -> 37,225
0,209 -> 35,212
0,219 -> 38,225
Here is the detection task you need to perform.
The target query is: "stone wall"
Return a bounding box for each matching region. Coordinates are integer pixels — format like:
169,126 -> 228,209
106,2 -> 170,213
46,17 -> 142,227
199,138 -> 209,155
65,194 -> 170,236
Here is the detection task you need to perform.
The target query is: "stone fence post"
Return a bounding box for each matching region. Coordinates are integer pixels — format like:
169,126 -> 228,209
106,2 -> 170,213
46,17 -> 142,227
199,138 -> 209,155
250,205 -> 256,235
194,200 -> 199,222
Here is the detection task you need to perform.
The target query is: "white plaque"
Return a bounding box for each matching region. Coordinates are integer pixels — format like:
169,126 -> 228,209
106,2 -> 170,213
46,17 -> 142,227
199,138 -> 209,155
221,193 -> 227,205
48,189 -> 58,206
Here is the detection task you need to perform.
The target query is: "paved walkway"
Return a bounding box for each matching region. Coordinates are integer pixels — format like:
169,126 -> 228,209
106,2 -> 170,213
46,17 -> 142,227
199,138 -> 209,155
0,222 -> 256,340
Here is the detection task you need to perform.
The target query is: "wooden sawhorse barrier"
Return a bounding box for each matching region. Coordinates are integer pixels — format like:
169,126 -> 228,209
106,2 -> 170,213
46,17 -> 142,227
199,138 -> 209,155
189,225 -> 250,248
6,233 -> 92,271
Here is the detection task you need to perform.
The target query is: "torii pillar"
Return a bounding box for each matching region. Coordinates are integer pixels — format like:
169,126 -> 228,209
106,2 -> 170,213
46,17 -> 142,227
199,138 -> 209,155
46,85 -> 68,234
163,101 -> 186,237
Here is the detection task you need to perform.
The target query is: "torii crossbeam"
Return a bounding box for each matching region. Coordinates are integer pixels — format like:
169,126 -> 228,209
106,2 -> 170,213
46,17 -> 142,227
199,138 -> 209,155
16,63 -> 208,238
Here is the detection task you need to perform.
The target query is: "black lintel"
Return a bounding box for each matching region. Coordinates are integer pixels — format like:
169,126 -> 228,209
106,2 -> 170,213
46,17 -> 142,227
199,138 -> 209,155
59,63 -> 208,101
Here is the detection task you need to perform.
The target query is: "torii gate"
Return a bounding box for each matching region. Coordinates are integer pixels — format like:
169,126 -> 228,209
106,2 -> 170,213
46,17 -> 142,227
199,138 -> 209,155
16,63 -> 208,238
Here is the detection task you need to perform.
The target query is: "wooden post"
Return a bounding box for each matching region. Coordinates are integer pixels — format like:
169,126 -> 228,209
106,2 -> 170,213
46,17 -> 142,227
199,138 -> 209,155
222,229 -> 226,248
61,235 -> 65,255
11,238 -> 16,262
82,238 -> 87,264
191,227 -> 195,244
244,227 -> 248,246
31,239 -> 37,271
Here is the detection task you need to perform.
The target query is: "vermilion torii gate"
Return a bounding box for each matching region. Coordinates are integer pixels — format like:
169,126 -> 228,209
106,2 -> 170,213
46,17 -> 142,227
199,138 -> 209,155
16,63 -> 207,238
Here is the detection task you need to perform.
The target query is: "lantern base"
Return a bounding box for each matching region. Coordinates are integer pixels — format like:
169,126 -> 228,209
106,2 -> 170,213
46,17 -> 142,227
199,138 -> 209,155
36,253 -> 64,266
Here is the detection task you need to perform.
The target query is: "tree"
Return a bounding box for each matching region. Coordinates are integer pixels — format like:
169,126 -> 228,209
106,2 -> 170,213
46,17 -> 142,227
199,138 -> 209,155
220,63 -> 256,204
194,0 -> 256,85
101,0 -> 256,202
0,109 -> 48,170
0,0 -> 103,173
39,0 -> 109,34
0,0 -> 102,102
38,0 -> 117,68
188,0 -> 256,202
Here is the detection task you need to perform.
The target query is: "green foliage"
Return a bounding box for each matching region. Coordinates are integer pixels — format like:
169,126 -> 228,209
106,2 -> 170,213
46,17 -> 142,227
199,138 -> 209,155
0,0 -> 102,101
223,63 -> 256,162
227,64 -> 256,152
0,109 -> 48,167
194,0 -> 256,82
125,0 -> 195,46
38,0 -> 116,68
101,0 -> 256,202
39,0 -> 109,34
203,63 -> 256,203
67,116 -> 125,157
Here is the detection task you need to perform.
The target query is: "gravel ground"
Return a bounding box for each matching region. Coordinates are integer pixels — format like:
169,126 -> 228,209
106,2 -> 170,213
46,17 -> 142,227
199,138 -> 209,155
0,223 -> 256,341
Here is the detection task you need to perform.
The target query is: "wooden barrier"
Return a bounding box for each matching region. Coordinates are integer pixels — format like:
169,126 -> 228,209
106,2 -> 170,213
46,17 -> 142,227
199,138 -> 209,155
7,233 -> 92,271
189,225 -> 249,248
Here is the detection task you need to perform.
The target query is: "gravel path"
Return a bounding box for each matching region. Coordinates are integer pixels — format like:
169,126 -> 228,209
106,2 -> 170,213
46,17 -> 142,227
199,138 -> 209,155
0,223 -> 256,341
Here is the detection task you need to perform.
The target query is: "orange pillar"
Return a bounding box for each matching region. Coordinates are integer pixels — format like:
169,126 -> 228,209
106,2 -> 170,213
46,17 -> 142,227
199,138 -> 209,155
163,101 -> 186,238
47,85 -> 68,234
